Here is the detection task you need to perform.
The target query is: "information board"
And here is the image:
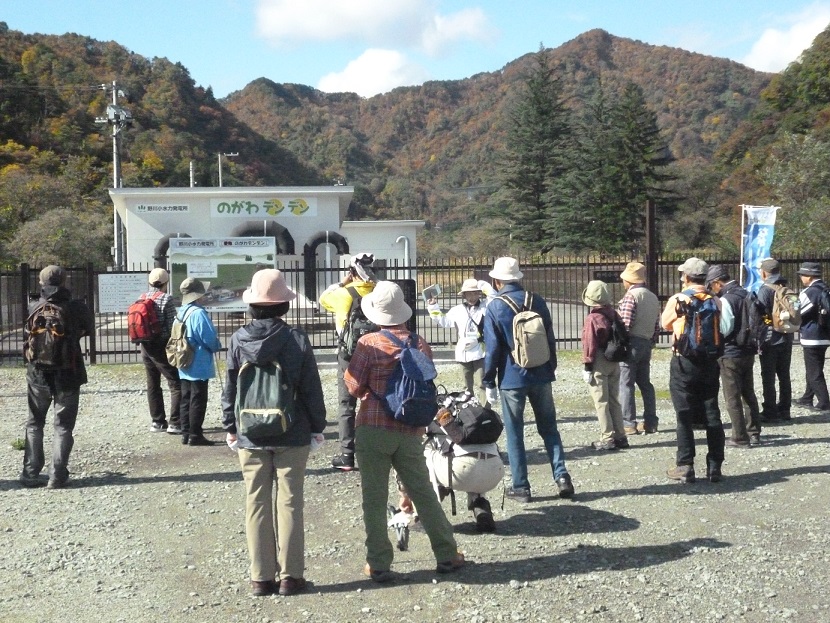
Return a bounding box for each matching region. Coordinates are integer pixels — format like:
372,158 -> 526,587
98,273 -> 148,313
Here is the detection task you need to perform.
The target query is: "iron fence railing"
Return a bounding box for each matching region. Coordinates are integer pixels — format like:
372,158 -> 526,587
1,253 -> 827,366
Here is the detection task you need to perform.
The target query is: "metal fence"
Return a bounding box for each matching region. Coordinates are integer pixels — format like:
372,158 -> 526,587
2,253 -> 827,366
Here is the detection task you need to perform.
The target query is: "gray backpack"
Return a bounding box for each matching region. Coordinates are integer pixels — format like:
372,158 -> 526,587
498,291 -> 551,368
165,307 -> 195,369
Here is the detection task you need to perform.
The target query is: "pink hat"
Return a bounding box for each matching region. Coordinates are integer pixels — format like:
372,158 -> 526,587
242,269 -> 297,305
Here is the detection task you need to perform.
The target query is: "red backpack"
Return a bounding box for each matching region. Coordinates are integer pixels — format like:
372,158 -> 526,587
128,292 -> 163,343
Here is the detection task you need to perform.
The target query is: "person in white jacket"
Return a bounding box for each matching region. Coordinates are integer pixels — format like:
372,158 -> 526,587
427,278 -> 493,405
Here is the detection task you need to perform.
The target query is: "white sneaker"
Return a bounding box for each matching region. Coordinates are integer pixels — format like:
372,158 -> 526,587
149,422 -> 167,432
167,425 -> 182,434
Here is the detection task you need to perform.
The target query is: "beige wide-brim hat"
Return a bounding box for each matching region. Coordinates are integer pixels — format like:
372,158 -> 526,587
620,262 -> 646,284
361,281 -> 412,326
242,269 -> 297,305
180,277 -> 207,305
489,257 -> 523,281
582,280 -> 611,307
458,278 -> 482,294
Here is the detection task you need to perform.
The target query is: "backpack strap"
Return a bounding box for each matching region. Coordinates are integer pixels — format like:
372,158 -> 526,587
379,329 -> 417,350
523,290 -> 533,312
497,294 -> 521,315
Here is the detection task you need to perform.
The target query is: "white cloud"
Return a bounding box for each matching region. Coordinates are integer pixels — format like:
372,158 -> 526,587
742,3 -> 830,71
317,49 -> 430,97
255,0 -> 492,54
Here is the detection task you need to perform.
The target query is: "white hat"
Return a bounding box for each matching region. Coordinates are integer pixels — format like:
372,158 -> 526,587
361,281 -> 412,326
350,252 -> 376,282
488,257 -> 523,281
242,269 -> 297,305
458,279 -> 482,294
148,268 -> 169,285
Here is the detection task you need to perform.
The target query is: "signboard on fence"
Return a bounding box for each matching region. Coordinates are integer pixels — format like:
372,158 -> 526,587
169,237 -> 277,312
98,273 -> 149,313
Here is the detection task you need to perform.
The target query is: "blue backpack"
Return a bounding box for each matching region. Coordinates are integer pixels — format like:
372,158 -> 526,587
674,289 -> 722,359
372,330 -> 438,427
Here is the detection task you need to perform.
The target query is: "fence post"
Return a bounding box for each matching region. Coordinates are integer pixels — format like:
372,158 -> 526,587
19,263 -> 30,323
645,200 -> 658,297
86,262 -> 97,364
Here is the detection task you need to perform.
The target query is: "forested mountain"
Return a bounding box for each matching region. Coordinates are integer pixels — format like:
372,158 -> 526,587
0,22 -> 800,265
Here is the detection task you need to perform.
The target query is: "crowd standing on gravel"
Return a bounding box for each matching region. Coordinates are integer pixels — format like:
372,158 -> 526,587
16,254 -> 830,599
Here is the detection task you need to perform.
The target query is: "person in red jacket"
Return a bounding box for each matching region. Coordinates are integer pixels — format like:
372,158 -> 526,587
581,280 -> 629,451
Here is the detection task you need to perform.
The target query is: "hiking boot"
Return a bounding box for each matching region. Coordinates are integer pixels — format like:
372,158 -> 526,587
188,435 -> 215,446
363,564 -> 396,583
706,462 -> 723,483
278,577 -> 307,596
666,465 -> 695,483
166,424 -> 182,434
590,439 -> 618,451
556,474 -> 575,498
615,437 -> 630,449
331,454 -> 355,471
46,478 -> 69,489
436,552 -> 465,574
19,475 -> 46,488
623,425 -> 639,436
471,497 -> 496,533
251,580 -> 279,596
181,434 -> 190,445
726,438 -> 750,448
793,397 -> 813,408
149,421 -> 167,432
749,434 -> 762,446
505,486 -> 531,503
643,424 -> 658,434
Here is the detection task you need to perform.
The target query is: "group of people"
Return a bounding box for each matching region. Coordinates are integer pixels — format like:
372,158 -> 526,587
18,253 -> 828,597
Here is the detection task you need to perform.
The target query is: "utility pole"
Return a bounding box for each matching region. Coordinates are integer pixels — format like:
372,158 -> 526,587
95,81 -> 132,270
218,152 -> 238,187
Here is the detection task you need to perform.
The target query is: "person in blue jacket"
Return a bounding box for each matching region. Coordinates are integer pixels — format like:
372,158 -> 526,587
481,257 -> 574,503
176,277 -> 222,446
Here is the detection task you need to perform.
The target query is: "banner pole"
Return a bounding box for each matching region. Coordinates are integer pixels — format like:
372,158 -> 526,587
739,204 -> 746,285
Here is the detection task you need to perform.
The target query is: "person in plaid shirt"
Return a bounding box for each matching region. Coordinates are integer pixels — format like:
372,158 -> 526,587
344,281 -> 464,583
142,268 -> 182,434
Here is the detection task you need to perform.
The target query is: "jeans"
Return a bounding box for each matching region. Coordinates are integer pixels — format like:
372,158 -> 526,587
337,354 -> 358,454
759,342 -> 792,416
500,382 -> 568,490
800,345 -> 829,409
719,355 -> 761,442
238,445 -> 310,581
23,371 -> 80,483
180,379 -> 209,437
669,355 -> 724,467
141,340 -> 181,427
355,426 -> 457,572
619,336 -> 657,429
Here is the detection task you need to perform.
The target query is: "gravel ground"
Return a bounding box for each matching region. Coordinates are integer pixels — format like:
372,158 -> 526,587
1,347 -> 829,623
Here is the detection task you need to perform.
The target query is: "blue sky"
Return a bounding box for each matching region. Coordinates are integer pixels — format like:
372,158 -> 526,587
4,1 -> 829,98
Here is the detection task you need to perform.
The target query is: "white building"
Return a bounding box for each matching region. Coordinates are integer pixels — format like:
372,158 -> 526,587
109,186 -> 424,303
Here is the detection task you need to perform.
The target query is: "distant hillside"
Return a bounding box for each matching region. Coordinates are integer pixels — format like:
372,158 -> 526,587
0,24 -> 773,263
222,31 -> 769,229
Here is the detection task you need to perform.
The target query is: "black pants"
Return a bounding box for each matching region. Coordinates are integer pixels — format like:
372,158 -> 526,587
759,342 -> 792,417
337,353 -> 358,454
800,345 -> 829,409
719,355 -> 761,441
669,355 -> 724,468
141,341 -> 181,427
180,379 -> 210,437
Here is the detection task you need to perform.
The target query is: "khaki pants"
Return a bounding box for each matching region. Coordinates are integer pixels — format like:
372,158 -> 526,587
588,355 -> 626,441
238,445 -> 310,581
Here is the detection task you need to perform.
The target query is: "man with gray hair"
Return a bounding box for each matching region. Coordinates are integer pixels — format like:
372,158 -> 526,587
661,258 -> 733,483
20,265 -> 94,489
482,257 -> 574,503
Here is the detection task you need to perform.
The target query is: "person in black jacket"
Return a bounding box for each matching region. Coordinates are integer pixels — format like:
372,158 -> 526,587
755,258 -> 794,421
706,265 -> 762,446
20,265 -> 94,489
221,269 -> 326,598
794,262 -> 830,413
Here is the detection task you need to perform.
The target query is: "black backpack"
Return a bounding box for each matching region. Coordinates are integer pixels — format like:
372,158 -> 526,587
24,302 -> 72,369
429,390 -> 503,446
338,286 -> 379,360
817,286 -> 830,331
604,313 -> 630,362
